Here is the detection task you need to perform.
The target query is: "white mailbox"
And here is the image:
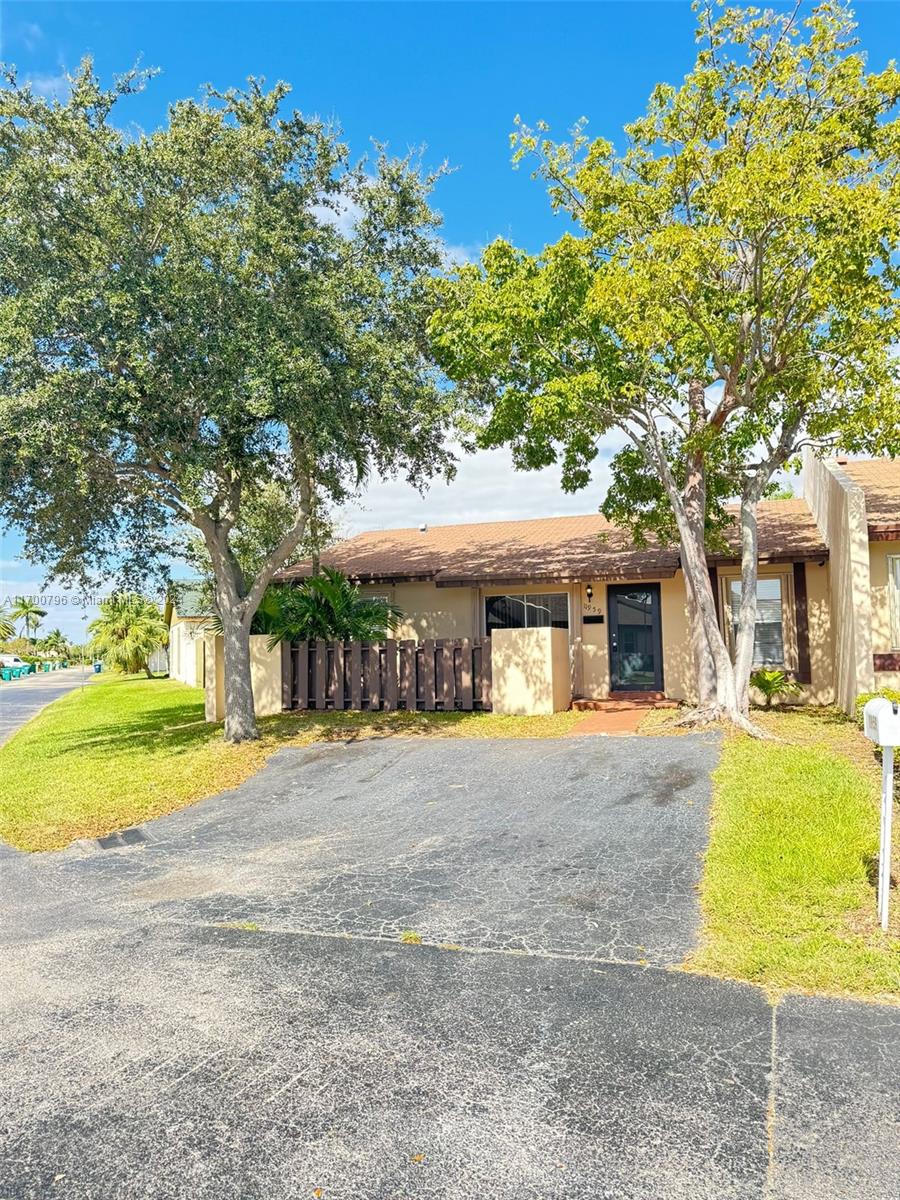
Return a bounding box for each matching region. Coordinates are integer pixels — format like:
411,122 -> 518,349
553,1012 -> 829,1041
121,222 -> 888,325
862,697 -> 898,931
863,696 -> 900,746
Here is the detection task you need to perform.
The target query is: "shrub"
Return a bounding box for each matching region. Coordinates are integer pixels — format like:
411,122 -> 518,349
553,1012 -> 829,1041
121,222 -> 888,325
855,687 -> 900,728
750,668 -> 803,708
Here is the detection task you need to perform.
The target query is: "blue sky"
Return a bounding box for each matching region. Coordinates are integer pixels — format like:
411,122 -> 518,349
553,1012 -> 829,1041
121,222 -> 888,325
1,1 -> 897,637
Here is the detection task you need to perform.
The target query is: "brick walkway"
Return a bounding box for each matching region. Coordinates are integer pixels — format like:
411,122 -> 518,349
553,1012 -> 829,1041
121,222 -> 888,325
567,697 -> 676,736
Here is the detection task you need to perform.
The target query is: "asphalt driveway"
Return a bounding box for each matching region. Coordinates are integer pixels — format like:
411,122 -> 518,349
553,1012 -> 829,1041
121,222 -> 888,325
0,736 -> 897,1199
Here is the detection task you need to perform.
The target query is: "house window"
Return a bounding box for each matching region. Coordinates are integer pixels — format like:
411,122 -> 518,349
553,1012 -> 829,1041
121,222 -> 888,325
485,592 -> 569,633
888,556 -> 900,649
727,577 -> 785,667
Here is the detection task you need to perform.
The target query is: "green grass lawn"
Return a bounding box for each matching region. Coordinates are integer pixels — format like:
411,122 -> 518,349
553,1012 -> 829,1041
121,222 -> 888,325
681,707 -> 900,1002
0,675 -> 582,851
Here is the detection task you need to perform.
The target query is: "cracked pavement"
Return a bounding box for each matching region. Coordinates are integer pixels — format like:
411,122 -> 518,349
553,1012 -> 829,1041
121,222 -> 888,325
0,735 -> 897,1198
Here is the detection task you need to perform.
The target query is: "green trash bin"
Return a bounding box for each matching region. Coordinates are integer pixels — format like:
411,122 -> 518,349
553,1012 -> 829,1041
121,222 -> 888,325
1,668 -> 11,682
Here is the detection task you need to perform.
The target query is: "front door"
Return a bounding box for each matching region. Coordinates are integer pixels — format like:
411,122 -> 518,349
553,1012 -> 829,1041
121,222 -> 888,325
607,584 -> 663,692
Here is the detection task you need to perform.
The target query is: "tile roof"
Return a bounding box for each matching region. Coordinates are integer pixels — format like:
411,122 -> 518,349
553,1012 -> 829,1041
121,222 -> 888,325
276,500 -> 827,588
835,459 -> 900,534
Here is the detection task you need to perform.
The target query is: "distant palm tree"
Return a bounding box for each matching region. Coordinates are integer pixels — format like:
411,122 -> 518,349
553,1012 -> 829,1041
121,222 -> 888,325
9,597 -> 46,640
264,569 -> 402,647
39,628 -> 69,657
0,608 -> 14,641
88,594 -> 168,677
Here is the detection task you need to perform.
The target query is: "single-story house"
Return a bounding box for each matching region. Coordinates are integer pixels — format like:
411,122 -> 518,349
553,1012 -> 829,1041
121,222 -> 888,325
163,582 -> 212,688
274,453 -> 900,714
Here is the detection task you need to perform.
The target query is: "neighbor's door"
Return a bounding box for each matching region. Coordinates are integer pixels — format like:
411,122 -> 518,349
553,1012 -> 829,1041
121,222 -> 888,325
607,584 -> 663,692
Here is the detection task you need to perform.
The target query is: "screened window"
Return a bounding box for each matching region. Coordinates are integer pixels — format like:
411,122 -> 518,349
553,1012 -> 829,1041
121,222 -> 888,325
728,577 -> 785,667
888,556 -> 900,649
485,593 -> 569,633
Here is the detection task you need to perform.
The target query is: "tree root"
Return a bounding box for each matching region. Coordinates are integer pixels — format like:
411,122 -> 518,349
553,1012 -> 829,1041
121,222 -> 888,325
674,704 -> 771,739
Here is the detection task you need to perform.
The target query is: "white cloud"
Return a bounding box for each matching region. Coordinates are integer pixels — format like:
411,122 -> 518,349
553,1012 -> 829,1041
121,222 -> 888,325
311,191 -> 364,237
27,71 -> 71,102
20,21 -> 44,51
341,436 -> 625,535
440,241 -> 480,269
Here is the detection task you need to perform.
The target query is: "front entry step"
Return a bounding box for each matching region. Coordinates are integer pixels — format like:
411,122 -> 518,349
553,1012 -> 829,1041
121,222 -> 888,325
571,694 -> 678,712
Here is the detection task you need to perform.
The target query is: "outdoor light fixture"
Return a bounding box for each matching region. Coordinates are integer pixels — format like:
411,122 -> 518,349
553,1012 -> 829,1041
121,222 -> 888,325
585,584 -> 594,600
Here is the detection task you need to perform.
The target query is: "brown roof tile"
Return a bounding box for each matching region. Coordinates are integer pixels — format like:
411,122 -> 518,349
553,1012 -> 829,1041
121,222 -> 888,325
836,459 -> 900,533
276,500 -> 827,587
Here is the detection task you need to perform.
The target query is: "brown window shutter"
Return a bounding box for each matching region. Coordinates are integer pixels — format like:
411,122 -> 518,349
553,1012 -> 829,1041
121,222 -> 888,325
708,566 -> 721,626
793,562 -> 812,684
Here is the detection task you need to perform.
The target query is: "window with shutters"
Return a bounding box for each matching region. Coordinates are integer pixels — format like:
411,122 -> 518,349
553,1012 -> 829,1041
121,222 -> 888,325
888,556 -> 900,649
720,571 -> 796,670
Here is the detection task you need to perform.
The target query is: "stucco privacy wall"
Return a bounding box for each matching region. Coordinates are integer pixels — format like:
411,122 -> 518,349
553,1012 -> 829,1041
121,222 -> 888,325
870,540 -> 900,692
168,618 -> 205,688
361,583 -> 477,641
204,634 -> 282,723
803,449 -> 875,711
491,626 -> 572,715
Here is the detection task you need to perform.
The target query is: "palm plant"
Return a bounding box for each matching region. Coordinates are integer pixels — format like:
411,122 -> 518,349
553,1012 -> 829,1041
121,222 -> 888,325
0,607 -> 14,641
88,594 -> 168,677
39,628 -> 69,657
10,596 -> 46,640
264,569 -> 402,647
749,668 -> 803,709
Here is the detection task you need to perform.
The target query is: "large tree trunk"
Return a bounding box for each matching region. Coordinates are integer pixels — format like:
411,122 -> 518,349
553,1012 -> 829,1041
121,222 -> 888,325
197,467 -> 312,744
644,423 -> 761,734
219,605 -> 258,743
680,426 -> 718,709
685,572 -> 718,707
204,528 -> 261,744
734,493 -> 762,714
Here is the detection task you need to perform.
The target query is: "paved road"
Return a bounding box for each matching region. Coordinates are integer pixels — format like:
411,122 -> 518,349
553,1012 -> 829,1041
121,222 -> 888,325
0,666 -> 93,747
0,736 -> 896,1199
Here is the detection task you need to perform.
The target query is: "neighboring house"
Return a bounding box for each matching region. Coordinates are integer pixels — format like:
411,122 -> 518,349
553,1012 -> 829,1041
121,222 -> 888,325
274,455 -> 899,715
163,583 -> 212,688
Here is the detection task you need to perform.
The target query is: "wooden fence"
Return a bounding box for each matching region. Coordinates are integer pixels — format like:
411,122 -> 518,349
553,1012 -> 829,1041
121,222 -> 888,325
281,638 -> 492,713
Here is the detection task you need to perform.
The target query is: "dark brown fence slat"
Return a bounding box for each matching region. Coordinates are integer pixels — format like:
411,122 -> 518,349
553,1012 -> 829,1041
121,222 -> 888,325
315,641 -> 327,710
296,642 -> 308,709
422,639 -> 436,710
441,641 -> 454,710
332,641 -> 345,709
400,640 -> 416,710
350,642 -> 362,709
383,640 -> 398,711
459,638 -> 473,710
281,642 -> 292,711
368,643 -> 381,710
285,636 -> 489,713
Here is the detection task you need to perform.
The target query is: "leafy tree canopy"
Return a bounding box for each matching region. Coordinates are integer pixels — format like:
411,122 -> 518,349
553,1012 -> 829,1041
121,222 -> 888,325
430,0 -> 900,724
0,62 -> 461,739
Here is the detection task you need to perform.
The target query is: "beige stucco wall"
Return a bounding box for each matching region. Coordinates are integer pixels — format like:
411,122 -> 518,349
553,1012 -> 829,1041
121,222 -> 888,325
204,633 -> 225,723
869,539 -> 900,693
361,583 -> 477,640
491,626 -> 571,715
803,449 -> 875,711
169,617 -> 206,688
802,560 -> 835,705
204,634 -> 283,722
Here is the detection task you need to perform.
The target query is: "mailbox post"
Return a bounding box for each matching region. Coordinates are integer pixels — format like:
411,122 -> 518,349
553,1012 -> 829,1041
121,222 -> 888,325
862,697 -> 900,930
